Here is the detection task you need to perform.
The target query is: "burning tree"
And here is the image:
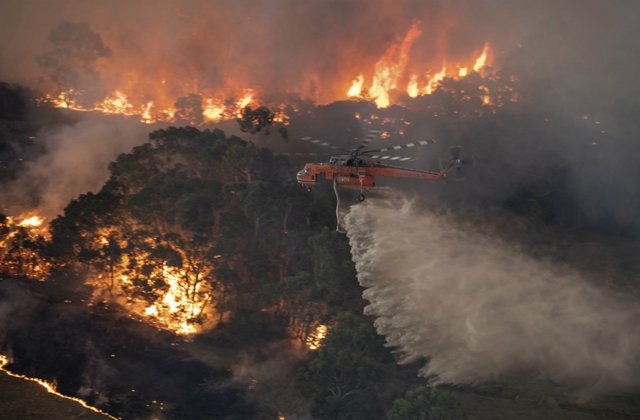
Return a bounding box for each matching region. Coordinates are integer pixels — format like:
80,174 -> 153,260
0,213 -> 50,279
47,127 -> 326,336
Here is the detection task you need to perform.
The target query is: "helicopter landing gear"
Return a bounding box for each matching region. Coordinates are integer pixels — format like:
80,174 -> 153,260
358,193 -> 366,202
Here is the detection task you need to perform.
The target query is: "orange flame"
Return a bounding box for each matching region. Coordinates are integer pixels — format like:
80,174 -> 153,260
347,74 -> 364,97
424,65 -> 447,95
407,74 -> 419,98
38,25 -> 497,119
344,23 -> 493,105
203,99 -> 225,122
235,89 -> 255,118
369,22 -> 422,108
17,215 -> 45,228
0,355 -> 116,419
89,228 -> 217,336
305,324 -> 328,350
473,43 -> 490,73
96,90 -> 135,115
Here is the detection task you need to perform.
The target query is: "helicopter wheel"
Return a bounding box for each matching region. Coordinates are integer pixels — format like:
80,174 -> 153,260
306,186 -> 312,192
358,193 -> 366,202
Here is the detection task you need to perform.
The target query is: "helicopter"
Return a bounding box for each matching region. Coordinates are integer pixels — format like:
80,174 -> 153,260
295,130 -> 471,202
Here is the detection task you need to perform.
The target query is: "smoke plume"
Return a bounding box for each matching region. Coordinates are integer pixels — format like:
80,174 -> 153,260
346,197 -> 640,395
1,115 -> 148,218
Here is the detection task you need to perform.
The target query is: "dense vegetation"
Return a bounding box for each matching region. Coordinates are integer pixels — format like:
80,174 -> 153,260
0,115 -> 460,418
3,81 -> 639,418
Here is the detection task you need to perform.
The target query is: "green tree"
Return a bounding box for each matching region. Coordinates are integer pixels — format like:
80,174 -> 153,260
387,386 -> 466,420
236,106 -> 289,140
237,106 -> 275,134
297,312 -> 392,419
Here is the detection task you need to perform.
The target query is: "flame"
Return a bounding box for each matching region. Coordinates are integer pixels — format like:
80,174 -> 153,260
407,74 -> 419,98
479,85 -> 492,105
140,101 -> 154,124
17,215 -> 44,228
1,212 -> 50,279
203,99 -> 225,122
424,65 -> 447,95
37,24 -> 499,120
40,87 -> 264,125
344,23 -> 493,106
96,91 -> 135,115
89,228 -> 217,335
473,43 -> 490,73
347,74 -> 365,97
235,89 -> 255,118
272,105 -> 290,124
305,324 -> 328,350
369,22 -> 422,108
0,355 -> 116,419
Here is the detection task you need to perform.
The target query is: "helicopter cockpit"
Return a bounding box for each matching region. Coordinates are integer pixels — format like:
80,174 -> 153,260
329,156 -> 369,167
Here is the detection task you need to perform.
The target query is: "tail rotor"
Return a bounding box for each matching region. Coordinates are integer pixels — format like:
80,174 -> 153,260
442,146 -> 473,180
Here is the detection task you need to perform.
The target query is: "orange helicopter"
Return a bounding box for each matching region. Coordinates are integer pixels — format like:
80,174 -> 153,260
293,129 -> 471,232
296,130 -> 470,201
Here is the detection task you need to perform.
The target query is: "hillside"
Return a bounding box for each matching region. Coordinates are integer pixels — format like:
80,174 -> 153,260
0,370 -> 109,420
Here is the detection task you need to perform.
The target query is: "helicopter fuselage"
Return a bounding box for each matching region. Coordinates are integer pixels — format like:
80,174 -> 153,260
296,156 -> 454,190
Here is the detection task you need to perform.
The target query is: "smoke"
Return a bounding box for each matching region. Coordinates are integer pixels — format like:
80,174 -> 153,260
0,281 -> 39,346
346,197 -> 640,395
0,0 -> 505,96
231,340 -> 310,417
3,0 -> 624,103
0,114 -> 148,218
36,21 -> 111,105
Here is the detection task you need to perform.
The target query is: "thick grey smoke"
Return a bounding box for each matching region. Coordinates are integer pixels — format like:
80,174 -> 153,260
346,197 -> 640,395
1,115 -> 148,218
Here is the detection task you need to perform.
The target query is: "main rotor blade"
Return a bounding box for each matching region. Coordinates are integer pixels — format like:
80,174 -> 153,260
370,155 -> 415,162
361,139 -> 434,154
277,152 -> 326,157
357,129 -> 382,148
299,136 -> 349,152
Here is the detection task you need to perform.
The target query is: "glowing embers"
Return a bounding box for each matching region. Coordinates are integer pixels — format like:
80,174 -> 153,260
0,355 -> 116,419
305,324 -> 328,350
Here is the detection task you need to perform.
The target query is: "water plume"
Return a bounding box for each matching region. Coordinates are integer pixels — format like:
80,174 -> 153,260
346,197 -> 640,395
